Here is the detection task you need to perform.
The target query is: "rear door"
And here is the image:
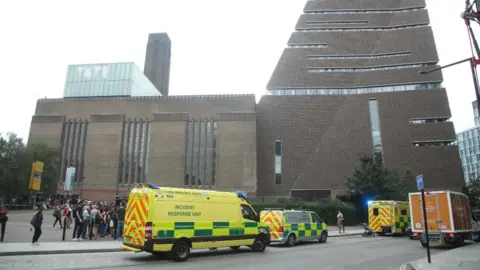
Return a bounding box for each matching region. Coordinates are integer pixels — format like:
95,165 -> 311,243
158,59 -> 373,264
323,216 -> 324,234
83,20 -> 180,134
260,210 -> 283,240
422,193 -> 440,232
124,188 -> 150,247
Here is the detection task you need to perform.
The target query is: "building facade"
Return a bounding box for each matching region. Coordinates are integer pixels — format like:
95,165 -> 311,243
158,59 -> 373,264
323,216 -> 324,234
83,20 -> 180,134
144,33 -> 171,96
64,62 -> 161,98
29,95 -> 257,201
457,101 -> 480,184
27,1 -> 464,201
256,0 -> 463,198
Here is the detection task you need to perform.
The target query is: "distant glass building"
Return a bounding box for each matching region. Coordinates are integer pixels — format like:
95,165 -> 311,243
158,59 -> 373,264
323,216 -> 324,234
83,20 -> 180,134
457,101 -> 480,183
63,62 -> 161,98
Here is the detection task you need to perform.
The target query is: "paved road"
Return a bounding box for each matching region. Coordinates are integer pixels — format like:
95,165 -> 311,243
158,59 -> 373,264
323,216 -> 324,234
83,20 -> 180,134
0,235 -> 448,270
2,210 -> 115,243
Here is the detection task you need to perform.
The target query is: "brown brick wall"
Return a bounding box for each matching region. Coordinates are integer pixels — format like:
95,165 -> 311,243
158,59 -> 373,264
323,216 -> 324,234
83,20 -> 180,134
28,115 -> 65,148
216,118 -> 257,193
82,115 -> 124,192
148,120 -> 187,188
256,89 -> 463,197
304,0 -> 426,11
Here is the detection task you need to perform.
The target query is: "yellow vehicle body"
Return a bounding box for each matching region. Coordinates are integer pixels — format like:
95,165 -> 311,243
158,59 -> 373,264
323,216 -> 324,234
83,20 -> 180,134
120,184 -> 270,260
368,200 -> 410,235
260,209 -> 328,246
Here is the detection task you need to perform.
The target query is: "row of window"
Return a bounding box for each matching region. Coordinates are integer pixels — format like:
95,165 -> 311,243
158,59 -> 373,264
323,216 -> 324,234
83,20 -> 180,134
307,52 -> 411,60
409,118 -> 449,124
288,44 -> 328,48
457,127 -> 480,142
305,20 -> 369,25
460,146 -> 480,159
297,24 -> 427,32
308,64 -> 425,73
58,120 -> 89,185
119,120 -> 152,185
184,120 -> 218,187
413,141 -> 454,147
267,83 -> 443,96
303,7 -> 424,14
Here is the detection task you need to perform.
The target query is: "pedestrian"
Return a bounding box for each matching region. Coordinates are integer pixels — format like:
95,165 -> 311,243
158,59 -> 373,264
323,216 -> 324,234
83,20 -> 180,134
116,203 -> 126,241
81,205 -> 90,239
0,203 -> 8,242
72,204 -> 83,240
52,205 -> 62,228
31,207 -> 44,244
337,210 -> 345,234
90,205 -> 100,239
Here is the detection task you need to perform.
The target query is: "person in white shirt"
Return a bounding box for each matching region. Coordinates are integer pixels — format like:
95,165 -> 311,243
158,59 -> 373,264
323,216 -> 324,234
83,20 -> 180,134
337,211 -> 345,234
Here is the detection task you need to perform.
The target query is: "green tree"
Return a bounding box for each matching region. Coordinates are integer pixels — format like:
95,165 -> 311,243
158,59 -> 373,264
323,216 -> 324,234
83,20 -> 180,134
346,155 -> 416,201
0,133 -> 60,203
0,133 -> 26,203
463,180 -> 480,210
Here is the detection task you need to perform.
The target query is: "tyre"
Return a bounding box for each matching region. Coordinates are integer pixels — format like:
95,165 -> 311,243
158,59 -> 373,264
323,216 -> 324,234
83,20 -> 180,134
169,241 -> 190,262
319,231 -> 328,243
285,234 -> 296,247
230,246 -> 240,250
250,237 -> 267,252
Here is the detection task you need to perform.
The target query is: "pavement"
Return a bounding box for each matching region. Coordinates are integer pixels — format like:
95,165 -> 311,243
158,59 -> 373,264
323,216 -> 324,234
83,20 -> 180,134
2,209 -> 115,243
403,243 -> 480,270
0,235 -> 447,270
0,226 -> 364,256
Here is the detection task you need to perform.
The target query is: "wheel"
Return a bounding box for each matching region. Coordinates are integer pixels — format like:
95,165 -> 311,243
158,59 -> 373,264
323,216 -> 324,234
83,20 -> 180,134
319,231 -> 328,243
230,246 -> 240,250
250,237 -> 266,252
169,241 -> 190,262
285,234 -> 296,247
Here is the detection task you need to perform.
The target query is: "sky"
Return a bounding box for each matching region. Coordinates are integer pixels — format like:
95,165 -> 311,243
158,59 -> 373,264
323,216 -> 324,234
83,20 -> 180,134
0,0 -> 478,140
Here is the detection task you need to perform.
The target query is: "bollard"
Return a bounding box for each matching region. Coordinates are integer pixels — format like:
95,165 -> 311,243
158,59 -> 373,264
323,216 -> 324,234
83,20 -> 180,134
62,216 -> 67,241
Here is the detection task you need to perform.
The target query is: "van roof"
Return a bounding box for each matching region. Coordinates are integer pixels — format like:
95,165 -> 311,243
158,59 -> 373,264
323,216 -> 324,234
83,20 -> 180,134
129,184 -> 244,199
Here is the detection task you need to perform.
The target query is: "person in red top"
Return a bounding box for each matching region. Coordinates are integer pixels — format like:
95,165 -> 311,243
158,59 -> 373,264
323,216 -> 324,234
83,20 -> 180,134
0,203 -> 8,242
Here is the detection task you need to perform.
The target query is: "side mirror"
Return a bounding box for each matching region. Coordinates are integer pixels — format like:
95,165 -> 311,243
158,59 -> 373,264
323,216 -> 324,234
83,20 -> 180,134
255,215 -> 260,222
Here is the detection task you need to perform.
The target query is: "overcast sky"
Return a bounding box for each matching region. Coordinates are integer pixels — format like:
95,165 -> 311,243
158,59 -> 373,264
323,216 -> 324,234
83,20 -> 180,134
0,0 -> 478,140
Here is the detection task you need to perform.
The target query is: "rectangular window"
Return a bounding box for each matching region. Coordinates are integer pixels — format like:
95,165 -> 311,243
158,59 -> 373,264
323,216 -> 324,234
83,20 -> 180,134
369,99 -> 383,163
184,121 -> 193,185
274,138 -> 282,185
192,121 -> 199,186
198,121 -> 206,185
212,121 -> 217,185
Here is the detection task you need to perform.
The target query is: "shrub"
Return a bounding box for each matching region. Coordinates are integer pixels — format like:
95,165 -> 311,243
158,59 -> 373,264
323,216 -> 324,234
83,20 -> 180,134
251,198 -> 358,226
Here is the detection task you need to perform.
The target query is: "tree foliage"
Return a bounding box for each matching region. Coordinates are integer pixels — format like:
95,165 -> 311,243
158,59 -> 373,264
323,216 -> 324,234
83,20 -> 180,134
463,180 -> 480,210
346,155 -> 417,201
0,133 -> 59,203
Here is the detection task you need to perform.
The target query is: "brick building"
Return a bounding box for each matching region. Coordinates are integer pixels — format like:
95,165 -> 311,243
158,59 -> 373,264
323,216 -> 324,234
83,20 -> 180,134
28,0 -> 464,201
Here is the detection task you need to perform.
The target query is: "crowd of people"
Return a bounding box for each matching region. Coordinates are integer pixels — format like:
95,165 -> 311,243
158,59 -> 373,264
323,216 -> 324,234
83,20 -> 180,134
50,200 -> 126,242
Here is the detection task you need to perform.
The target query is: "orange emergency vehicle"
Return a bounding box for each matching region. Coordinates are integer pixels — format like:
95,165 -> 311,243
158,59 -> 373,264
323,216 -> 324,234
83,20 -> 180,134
409,190 -> 478,247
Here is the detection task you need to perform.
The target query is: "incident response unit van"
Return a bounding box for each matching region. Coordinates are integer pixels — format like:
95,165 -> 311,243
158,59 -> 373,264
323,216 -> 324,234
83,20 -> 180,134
259,208 -> 328,246
368,200 -> 410,235
409,190 -> 480,247
120,183 -> 270,261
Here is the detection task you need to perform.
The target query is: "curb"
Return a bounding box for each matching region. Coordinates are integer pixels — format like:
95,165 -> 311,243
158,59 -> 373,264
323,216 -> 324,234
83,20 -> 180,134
329,233 -> 363,238
0,248 -> 125,256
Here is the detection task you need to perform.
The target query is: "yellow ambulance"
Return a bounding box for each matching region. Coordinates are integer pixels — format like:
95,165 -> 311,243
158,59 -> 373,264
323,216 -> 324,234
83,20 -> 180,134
120,183 -> 270,262
259,208 -> 328,246
368,200 -> 410,236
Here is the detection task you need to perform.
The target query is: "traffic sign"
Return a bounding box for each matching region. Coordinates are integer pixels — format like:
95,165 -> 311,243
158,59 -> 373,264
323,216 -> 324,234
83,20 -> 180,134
416,175 -> 424,190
